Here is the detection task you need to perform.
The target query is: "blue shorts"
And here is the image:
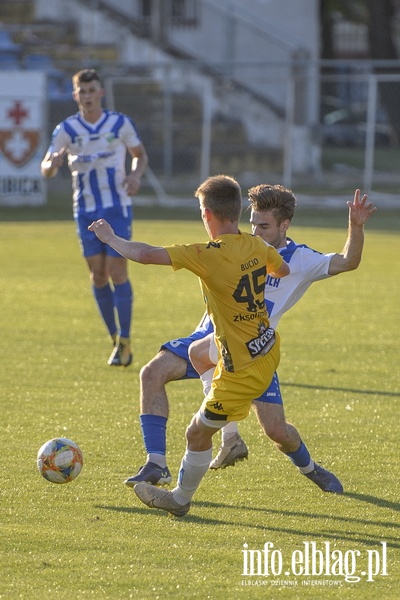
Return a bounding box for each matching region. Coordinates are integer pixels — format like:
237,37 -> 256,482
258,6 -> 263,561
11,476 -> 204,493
255,372 -> 283,405
161,314 -> 214,379
75,205 -> 133,258
162,313 -> 283,405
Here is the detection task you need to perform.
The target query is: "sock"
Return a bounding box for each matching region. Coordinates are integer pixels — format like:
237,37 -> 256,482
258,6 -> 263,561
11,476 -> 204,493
285,441 -> 315,474
221,422 -> 239,444
114,280 -> 133,339
148,452 -> 166,469
140,414 -> 167,467
93,283 -> 117,337
172,448 -> 212,505
200,368 -> 214,395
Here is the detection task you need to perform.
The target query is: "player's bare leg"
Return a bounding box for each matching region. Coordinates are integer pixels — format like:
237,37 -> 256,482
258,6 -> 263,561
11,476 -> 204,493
253,400 -> 343,493
140,349 -> 187,416
252,401 -> 301,452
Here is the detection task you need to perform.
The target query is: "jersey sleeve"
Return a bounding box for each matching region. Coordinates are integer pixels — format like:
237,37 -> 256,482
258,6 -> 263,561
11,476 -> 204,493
266,244 -> 285,274
164,243 -> 213,278
300,248 -> 334,281
47,123 -> 70,154
121,116 -> 142,148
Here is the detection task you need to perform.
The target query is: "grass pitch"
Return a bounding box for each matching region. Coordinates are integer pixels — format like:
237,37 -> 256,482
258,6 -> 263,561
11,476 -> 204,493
0,212 -> 399,599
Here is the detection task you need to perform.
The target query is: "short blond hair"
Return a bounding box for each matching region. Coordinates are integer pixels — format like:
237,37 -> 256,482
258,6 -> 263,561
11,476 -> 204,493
195,175 -> 242,222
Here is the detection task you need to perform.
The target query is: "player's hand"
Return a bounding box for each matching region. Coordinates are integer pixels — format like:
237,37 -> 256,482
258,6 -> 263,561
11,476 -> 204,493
50,147 -> 67,169
347,189 -> 377,226
88,219 -> 115,243
123,172 -> 141,196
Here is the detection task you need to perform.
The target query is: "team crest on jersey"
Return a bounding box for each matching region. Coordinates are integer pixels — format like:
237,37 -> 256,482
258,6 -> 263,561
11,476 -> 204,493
0,99 -> 40,166
106,133 -> 116,143
75,135 -> 85,147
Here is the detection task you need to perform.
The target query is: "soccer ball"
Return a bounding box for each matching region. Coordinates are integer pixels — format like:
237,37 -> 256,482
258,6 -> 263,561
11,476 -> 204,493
37,437 -> 83,484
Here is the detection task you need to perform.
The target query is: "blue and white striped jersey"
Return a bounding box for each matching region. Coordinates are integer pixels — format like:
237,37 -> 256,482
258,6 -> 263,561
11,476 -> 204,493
46,110 -> 142,216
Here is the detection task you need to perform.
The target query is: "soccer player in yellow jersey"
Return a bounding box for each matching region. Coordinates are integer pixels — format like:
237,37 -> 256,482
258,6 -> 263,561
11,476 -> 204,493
89,174 -> 289,516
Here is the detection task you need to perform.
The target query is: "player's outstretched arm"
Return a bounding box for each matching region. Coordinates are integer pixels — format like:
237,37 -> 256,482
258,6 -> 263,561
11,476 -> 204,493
328,189 -> 377,275
88,219 -> 171,265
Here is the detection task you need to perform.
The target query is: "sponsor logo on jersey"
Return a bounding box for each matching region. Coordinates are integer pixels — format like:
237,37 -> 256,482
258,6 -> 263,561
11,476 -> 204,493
233,310 -> 268,322
76,151 -> 115,163
246,324 -> 275,358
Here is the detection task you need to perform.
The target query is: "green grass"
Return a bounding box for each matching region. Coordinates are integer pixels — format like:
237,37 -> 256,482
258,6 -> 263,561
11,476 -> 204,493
0,216 -> 399,599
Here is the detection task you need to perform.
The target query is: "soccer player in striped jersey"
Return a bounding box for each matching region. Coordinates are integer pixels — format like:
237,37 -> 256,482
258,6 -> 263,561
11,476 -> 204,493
124,185 -> 375,496
41,68 -> 148,366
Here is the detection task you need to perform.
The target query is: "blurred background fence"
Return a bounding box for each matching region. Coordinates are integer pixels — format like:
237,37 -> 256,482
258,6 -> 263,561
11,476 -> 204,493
45,62 -> 400,199
1,0 -> 400,206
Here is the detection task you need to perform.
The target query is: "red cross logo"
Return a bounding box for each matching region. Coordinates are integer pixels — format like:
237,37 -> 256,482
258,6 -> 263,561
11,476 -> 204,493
0,99 -> 38,166
8,101 -> 29,126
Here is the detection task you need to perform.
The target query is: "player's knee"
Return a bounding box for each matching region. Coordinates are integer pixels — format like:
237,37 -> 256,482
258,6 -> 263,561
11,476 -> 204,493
185,419 -> 203,446
186,414 -> 216,450
140,352 -> 185,387
140,360 -> 170,387
91,272 -> 109,287
139,361 -> 161,386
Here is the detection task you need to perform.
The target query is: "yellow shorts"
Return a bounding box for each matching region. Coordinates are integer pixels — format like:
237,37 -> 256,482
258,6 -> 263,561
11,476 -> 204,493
199,333 -> 280,428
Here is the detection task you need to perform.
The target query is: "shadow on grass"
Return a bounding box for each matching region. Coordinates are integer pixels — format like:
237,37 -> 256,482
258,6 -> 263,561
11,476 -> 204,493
94,500 -> 400,548
282,382 -> 399,398
343,492 -> 400,511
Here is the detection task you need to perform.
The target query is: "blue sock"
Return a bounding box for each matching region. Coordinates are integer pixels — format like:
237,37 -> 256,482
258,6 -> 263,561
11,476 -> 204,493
114,280 -> 133,339
93,283 -> 117,337
140,414 -> 167,456
285,441 -> 312,468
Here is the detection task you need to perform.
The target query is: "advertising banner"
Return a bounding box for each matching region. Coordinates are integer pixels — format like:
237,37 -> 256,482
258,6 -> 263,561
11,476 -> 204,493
0,71 -> 47,206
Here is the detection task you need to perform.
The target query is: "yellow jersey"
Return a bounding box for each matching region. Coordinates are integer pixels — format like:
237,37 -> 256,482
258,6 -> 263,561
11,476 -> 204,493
165,231 -> 284,372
